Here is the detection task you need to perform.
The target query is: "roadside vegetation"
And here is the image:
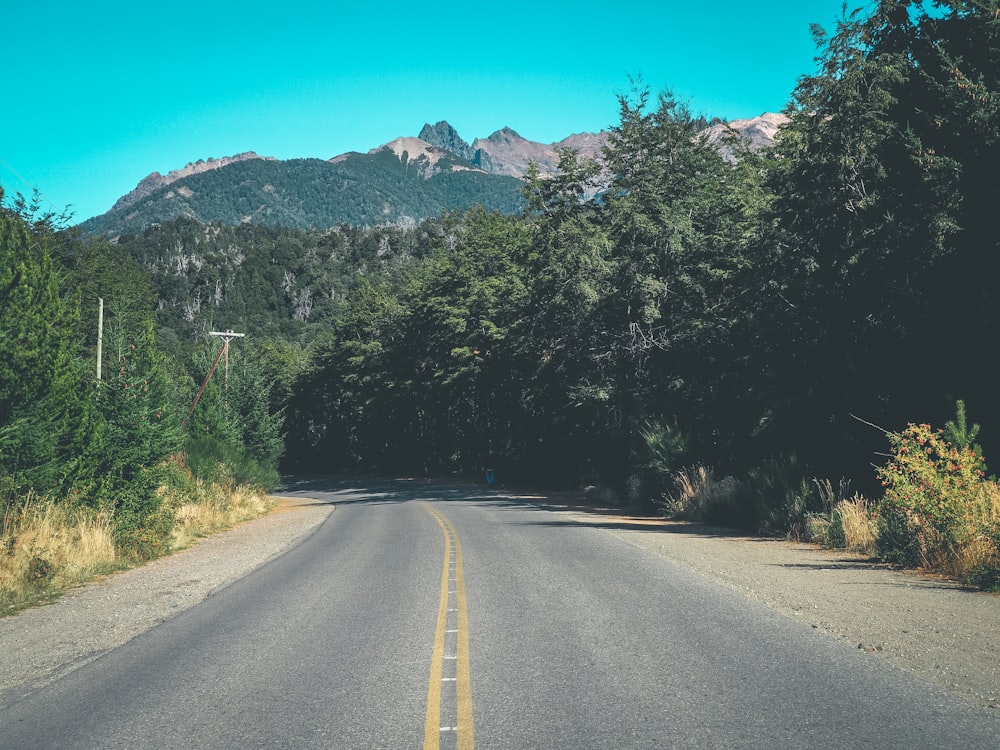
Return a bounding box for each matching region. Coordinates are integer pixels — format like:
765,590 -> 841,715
3,0 -> 999,605
654,401 -> 1000,590
0,475 -> 273,615
0,193 -> 283,615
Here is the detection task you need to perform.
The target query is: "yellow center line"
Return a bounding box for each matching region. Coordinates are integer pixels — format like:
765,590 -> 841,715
452,517 -> 474,750
420,502 -> 475,750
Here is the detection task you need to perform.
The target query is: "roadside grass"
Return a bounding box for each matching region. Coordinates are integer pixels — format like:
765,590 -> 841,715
660,464 -> 741,524
1,479 -> 274,616
0,496 -> 121,615
939,480 -> 1000,589
661,461 -> 1000,591
165,477 -> 274,551
807,494 -> 880,557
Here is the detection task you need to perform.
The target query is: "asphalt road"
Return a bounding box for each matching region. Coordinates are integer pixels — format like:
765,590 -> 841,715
2,478 -> 999,749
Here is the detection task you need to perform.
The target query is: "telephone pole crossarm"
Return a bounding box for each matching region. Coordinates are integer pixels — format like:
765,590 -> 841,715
208,331 -> 246,343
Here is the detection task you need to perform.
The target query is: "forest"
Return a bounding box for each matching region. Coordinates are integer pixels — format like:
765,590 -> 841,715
2,1 -> 999,590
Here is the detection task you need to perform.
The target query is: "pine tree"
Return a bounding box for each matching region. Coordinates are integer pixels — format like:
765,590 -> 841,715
0,209 -> 95,493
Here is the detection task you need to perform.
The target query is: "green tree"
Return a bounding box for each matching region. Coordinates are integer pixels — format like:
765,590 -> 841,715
753,0 -> 1000,475
90,318 -> 182,556
222,345 -> 286,486
387,208 -> 532,474
596,85 -> 756,480
0,209 -> 96,494
516,151 -> 614,483
286,278 -> 402,471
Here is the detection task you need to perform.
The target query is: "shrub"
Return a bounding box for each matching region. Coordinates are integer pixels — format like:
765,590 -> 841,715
876,504 -> 923,566
637,421 -> 689,506
640,421 -> 688,477
185,433 -> 280,491
805,512 -> 833,545
876,423 -> 986,566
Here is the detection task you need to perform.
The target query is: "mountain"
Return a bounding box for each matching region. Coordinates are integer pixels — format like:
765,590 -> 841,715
365,137 -> 482,179
419,122 -> 607,178
418,121 -> 475,162
108,152 -> 275,214
79,148 -> 525,238
704,112 -> 788,161
79,114 -> 785,238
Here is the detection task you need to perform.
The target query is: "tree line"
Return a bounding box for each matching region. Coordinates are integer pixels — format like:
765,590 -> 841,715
286,2 -> 1000,496
1,194 -> 283,559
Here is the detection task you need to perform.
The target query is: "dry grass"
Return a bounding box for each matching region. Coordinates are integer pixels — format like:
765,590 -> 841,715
166,480 -> 274,551
0,480 -> 275,615
931,481 -> 1000,585
807,494 -> 878,556
836,495 -> 879,557
1,496 -> 120,613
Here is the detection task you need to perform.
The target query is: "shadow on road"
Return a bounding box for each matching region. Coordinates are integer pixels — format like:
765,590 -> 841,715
276,476 -> 979,594
276,475 -> 748,539
276,475 -> 514,507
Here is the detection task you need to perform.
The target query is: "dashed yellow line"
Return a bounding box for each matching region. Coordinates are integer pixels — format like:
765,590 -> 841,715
420,503 -> 475,750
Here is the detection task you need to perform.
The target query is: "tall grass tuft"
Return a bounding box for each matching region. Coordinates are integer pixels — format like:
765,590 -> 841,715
947,480 -> 1000,589
836,494 -> 879,556
660,465 -> 741,523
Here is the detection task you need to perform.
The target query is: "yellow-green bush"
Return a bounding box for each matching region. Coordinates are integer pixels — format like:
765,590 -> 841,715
875,422 -> 1000,588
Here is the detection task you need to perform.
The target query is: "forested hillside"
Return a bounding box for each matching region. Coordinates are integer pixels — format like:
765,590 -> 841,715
79,151 -> 525,238
112,218 -> 447,344
3,1 -> 1000,589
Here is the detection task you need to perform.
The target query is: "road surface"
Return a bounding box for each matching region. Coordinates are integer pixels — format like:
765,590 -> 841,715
1,478 -> 998,749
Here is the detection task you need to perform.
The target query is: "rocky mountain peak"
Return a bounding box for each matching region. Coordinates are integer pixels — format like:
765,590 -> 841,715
703,113 -> 789,161
418,121 -> 474,162
485,127 -> 524,144
371,137 -> 481,178
471,128 -> 559,177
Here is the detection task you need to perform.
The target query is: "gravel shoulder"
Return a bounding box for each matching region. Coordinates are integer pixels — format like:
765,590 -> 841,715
0,495 -> 335,704
2,487 -> 997,718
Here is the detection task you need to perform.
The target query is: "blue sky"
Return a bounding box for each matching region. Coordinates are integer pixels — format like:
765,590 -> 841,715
1,1 -> 868,223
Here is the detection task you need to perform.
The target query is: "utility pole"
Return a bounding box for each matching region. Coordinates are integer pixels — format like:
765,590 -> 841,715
209,330 -> 246,394
96,297 -> 104,381
185,329 -> 246,423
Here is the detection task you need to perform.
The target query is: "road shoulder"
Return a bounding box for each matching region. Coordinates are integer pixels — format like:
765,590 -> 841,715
557,506 -> 1000,715
0,495 -> 334,703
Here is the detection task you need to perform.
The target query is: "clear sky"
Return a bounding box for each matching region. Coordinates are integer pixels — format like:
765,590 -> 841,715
1,1 -> 868,223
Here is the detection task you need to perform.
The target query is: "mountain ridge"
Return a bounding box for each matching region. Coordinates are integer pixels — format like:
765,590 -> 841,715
110,152 -> 275,214
80,114 -> 786,237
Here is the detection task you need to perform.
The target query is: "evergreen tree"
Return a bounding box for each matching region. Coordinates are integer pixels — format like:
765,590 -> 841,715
91,317 -> 182,554
0,209 -> 96,493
